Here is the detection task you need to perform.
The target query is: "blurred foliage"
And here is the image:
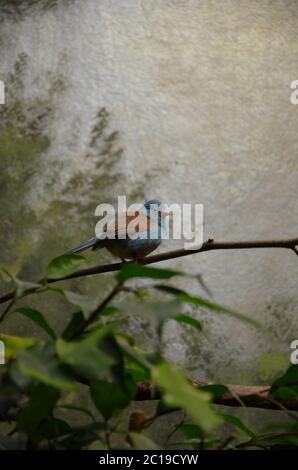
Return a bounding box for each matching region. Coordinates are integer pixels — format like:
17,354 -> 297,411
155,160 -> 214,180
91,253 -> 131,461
0,0 -> 74,20
257,351 -> 289,383
0,52 -> 132,283
0,259 -> 297,450
0,52 -> 51,267
0,51 -> 143,344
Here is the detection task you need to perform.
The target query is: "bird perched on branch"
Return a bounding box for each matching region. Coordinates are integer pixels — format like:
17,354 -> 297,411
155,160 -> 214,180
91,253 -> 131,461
65,199 -> 170,262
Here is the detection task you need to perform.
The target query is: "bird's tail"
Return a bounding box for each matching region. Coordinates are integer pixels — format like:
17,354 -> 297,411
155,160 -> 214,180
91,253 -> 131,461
64,237 -> 98,255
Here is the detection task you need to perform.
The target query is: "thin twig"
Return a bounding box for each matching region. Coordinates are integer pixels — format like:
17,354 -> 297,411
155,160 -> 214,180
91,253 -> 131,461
135,381 -> 298,411
216,433 -> 235,450
0,236 -> 297,306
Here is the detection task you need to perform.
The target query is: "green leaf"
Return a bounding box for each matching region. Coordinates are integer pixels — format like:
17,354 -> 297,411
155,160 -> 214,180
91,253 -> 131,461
221,413 -> 256,438
117,338 -> 151,381
39,417 -> 72,440
17,344 -> 74,391
90,377 -> 133,420
62,311 -> 85,340
116,332 -> 135,347
271,364 -> 298,389
54,421 -> 106,449
125,359 -> 150,383
46,254 -> 85,279
100,306 -> 119,317
156,285 -> 263,329
271,365 -> 298,399
178,423 -> 204,449
17,384 -> 60,436
272,386 -> 298,400
0,333 -> 37,360
156,398 -> 177,415
198,384 -> 230,399
240,431 -> 298,449
174,314 -> 202,332
152,363 -> 221,433
180,423 -> 202,439
117,264 -> 181,282
56,405 -> 95,422
129,432 -> 160,450
57,327 -> 120,381
14,308 -> 56,340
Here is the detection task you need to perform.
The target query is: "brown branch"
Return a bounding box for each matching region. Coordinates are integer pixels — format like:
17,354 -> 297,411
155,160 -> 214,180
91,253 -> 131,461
0,236 -> 297,306
135,381 -> 298,411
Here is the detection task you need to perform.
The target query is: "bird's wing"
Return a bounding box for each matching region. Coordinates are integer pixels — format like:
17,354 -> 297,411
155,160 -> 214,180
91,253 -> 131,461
105,211 -> 155,238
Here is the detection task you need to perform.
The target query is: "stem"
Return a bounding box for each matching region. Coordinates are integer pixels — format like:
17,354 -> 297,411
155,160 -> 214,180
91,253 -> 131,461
0,236 -> 297,306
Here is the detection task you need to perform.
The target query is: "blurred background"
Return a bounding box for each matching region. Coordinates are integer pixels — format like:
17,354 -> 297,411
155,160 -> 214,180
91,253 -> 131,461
0,0 -> 297,387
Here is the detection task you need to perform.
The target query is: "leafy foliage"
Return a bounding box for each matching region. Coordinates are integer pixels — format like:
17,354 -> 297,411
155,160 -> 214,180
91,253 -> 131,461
0,262 -> 297,450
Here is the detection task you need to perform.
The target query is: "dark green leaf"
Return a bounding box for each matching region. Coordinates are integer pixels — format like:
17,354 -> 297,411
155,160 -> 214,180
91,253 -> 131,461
39,417 -> 72,439
240,431 -> 298,449
180,423 -> 202,439
0,373 -> 22,421
17,383 -> 60,435
59,427 -> 100,450
126,360 -> 150,383
271,365 -> 298,399
117,264 -> 181,282
62,311 -> 85,340
91,378 -> 133,420
14,308 -> 56,340
174,314 -> 202,331
198,384 -> 230,399
156,399 -> 177,415
221,413 -> 256,438
100,306 -> 119,316
56,405 -> 95,422
272,386 -> 298,400
117,338 -> 152,380
271,364 -> 298,389
178,423 -> 205,449
156,285 -> 263,329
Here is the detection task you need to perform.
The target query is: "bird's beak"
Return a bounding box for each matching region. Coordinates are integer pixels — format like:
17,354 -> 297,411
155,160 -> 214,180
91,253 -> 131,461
160,210 -> 171,217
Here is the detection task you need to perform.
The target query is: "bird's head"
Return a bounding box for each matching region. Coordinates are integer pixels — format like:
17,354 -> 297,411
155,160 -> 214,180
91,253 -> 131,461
143,199 -> 170,222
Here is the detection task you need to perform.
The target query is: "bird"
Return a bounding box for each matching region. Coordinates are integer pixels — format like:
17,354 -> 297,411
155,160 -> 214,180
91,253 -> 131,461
65,199 -> 170,262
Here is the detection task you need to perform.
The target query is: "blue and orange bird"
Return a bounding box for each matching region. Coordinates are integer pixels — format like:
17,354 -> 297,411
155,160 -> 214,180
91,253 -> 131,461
65,200 -> 170,262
